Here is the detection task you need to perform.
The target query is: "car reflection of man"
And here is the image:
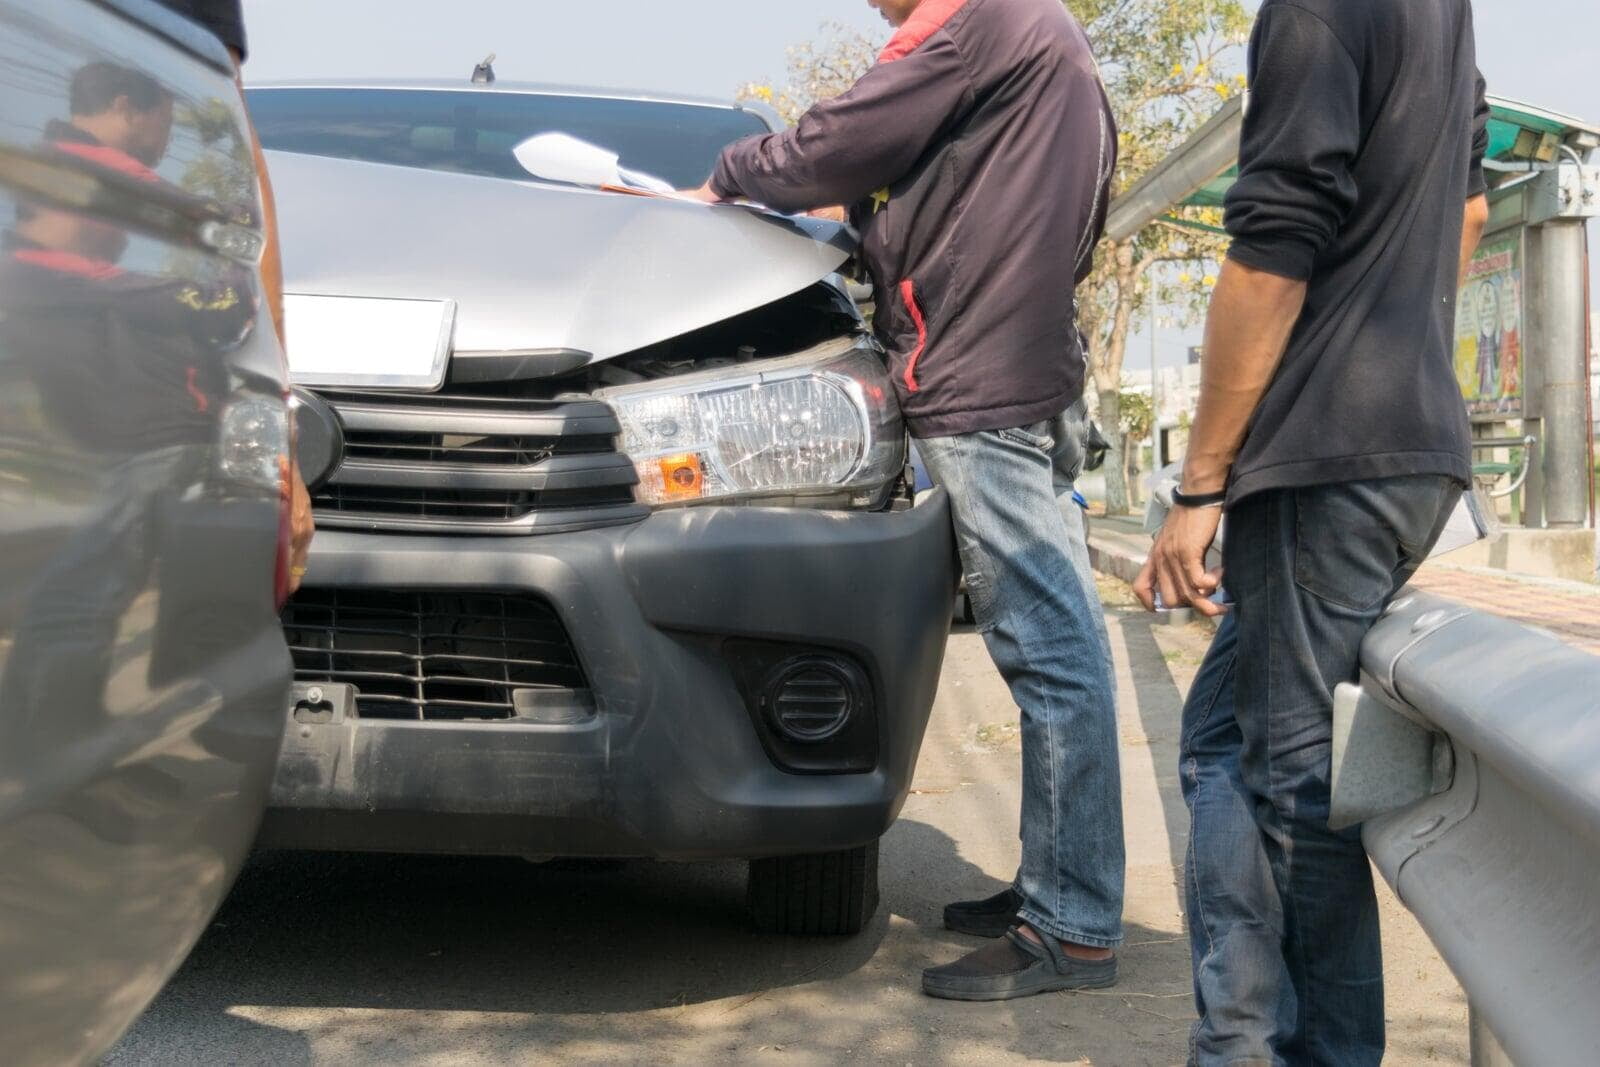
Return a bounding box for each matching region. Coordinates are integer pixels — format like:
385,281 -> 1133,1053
151,0 -> 314,590
0,136 -> 254,760
686,0 -> 1125,1002
47,60 -> 174,169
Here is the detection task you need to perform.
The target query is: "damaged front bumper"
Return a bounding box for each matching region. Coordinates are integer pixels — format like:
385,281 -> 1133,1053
259,492 -> 957,860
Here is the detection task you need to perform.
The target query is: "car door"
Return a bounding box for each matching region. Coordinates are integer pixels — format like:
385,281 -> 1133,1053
0,1 -> 291,1062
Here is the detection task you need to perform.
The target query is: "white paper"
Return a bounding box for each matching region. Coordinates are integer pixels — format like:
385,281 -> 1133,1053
512,132 -> 675,195
284,294 -> 456,391
513,132 -> 624,188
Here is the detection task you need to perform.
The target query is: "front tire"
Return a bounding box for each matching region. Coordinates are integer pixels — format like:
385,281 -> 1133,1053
748,840 -> 880,936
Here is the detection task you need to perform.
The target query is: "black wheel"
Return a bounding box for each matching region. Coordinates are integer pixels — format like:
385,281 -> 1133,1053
748,840 -> 880,936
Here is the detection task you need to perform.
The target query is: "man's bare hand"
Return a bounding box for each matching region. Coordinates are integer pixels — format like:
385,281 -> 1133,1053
286,459 -> 314,595
678,181 -> 723,204
1133,505 -> 1226,616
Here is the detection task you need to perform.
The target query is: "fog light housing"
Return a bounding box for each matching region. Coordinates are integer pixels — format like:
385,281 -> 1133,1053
727,641 -> 878,775
762,657 -> 859,743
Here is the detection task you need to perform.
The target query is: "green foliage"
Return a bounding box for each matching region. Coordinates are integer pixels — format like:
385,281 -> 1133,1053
1073,0 -> 1251,376
165,96 -> 254,280
174,96 -> 252,205
1117,386 -> 1155,441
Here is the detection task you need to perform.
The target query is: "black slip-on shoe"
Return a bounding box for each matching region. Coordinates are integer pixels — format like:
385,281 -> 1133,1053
942,886 -> 1024,938
921,927 -> 1118,1002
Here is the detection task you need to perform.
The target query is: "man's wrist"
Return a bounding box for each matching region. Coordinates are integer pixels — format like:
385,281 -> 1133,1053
1179,458 -> 1231,497
1171,486 -> 1227,509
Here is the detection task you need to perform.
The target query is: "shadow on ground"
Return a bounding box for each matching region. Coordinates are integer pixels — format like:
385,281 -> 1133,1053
111,813 -> 1193,1065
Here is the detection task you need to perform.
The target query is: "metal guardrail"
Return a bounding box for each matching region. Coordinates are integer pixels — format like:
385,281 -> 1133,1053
1329,592 -> 1600,1067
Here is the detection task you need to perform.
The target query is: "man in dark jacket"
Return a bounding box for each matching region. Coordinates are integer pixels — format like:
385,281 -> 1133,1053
690,0 -> 1125,1000
1134,0 -> 1489,1060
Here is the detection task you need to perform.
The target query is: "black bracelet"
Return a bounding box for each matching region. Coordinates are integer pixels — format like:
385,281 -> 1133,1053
1171,487 -> 1228,508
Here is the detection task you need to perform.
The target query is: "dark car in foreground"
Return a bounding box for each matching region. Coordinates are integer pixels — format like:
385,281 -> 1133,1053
0,0 -> 291,1061
248,80 -> 957,933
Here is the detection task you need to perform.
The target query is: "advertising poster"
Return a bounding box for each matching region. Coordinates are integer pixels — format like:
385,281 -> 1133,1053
1454,232 -> 1523,417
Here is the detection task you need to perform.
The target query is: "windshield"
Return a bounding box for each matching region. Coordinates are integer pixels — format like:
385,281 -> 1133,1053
245,88 -> 770,189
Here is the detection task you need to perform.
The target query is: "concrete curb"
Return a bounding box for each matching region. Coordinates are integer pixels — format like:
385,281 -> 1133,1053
1087,537 -> 1145,585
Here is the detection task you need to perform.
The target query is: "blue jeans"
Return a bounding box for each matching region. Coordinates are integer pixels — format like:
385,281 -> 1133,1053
1181,475 -> 1460,1065
918,402 -> 1125,948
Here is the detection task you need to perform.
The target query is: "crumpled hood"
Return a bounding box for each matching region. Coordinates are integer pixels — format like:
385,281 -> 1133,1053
266,149 -> 855,362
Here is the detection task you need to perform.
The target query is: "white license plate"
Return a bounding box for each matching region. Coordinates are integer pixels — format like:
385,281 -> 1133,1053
284,294 -> 456,391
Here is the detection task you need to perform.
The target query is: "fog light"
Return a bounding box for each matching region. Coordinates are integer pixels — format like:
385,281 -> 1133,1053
761,657 -> 860,742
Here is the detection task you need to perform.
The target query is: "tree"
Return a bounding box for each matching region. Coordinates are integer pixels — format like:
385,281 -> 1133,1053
743,2 -> 1253,513
1116,386 -> 1155,509
737,22 -> 878,126
166,95 -> 255,280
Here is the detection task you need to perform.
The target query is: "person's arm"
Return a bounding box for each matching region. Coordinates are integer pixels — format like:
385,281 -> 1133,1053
1174,264 -> 1307,499
1133,263 -> 1306,614
1460,71 -> 1491,284
1134,2 -> 1360,614
691,36 -> 971,213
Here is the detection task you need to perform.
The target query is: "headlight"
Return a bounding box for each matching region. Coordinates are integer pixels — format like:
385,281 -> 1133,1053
596,337 -> 904,507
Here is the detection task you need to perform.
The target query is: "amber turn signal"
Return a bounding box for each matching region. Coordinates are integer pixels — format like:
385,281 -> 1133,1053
656,453 -> 704,500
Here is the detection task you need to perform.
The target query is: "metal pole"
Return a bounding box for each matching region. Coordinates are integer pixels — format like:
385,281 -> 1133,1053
1528,219 -> 1590,527
1150,290 -> 1161,472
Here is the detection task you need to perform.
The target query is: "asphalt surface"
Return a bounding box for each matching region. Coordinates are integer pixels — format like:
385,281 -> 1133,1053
108,577 -> 1469,1065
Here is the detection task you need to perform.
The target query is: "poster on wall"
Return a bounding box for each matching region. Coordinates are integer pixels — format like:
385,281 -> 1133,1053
1454,232 -> 1523,417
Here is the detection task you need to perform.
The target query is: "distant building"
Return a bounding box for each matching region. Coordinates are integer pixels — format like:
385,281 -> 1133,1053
1123,362 -> 1205,466
1187,345 -> 1204,365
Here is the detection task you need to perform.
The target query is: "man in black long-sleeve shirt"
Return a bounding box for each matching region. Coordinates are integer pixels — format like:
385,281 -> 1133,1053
1134,0 -> 1489,1062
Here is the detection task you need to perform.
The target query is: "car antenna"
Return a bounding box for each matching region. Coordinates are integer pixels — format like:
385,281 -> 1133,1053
471,53 -> 496,85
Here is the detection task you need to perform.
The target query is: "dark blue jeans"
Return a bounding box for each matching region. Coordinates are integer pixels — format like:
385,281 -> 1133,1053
1180,475 -> 1460,1065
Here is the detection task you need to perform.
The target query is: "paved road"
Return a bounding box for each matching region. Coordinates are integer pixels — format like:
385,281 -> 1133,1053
109,578 -> 1467,1065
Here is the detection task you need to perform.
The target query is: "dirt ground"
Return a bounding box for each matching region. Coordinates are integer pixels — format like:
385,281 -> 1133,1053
109,576 -> 1468,1065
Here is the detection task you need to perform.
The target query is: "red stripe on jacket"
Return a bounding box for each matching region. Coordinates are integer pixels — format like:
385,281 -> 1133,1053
878,0 -> 971,63
51,140 -> 162,184
12,247 -> 125,280
900,279 -> 927,393
185,366 -> 211,413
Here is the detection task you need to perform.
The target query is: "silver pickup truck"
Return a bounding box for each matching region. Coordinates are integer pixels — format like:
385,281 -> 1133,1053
251,80 -> 958,935
0,1 -> 290,1062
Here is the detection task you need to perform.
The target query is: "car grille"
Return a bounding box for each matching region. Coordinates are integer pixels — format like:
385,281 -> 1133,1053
312,390 -> 648,534
283,589 -> 590,721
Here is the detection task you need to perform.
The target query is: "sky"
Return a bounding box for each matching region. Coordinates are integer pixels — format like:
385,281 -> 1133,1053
241,0 -> 1598,368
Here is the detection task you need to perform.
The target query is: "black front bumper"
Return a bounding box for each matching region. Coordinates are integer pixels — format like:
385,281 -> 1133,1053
259,492 -> 956,860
